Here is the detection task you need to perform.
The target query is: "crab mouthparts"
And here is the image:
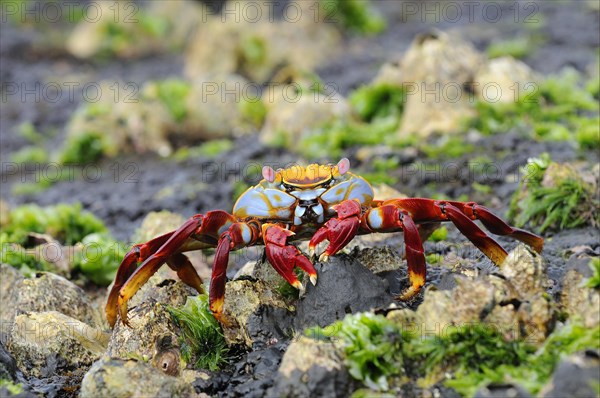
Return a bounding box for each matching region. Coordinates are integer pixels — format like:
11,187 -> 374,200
294,201 -> 325,225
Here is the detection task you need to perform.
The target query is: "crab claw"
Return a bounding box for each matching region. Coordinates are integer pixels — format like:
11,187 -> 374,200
309,200 -> 361,262
264,224 -> 318,288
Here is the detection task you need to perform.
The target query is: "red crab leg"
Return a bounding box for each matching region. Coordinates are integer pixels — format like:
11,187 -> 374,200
308,199 -> 362,262
166,253 -> 206,296
106,231 -> 174,327
107,210 -> 237,327
263,223 -> 318,287
362,204 -> 427,299
209,221 -> 261,321
447,201 -> 543,253
387,198 -> 543,263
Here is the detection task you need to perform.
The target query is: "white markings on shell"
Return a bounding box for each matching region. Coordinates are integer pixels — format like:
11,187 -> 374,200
233,187 -> 296,219
320,177 -> 374,206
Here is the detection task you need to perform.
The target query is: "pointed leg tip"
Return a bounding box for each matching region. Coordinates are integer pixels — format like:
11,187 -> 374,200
309,274 -> 317,285
318,253 -> 329,263
292,280 -> 303,290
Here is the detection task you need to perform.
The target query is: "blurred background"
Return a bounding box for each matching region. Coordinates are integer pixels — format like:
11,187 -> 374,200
2,0 -> 598,240
1,1 -> 599,397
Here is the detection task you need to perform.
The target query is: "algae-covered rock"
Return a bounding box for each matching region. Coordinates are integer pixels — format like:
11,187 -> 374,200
185,73 -> 257,139
8,311 -> 108,378
416,277 -> 497,332
80,357 -> 194,398
270,336 -> 357,398
184,1 -> 339,84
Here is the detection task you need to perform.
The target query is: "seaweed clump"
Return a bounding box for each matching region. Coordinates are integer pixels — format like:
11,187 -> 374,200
1,203 -> 123,285
509,154 -> 599,232
168,295 -> 229,371
305,310 -> 600,396
306,312 -> 406,391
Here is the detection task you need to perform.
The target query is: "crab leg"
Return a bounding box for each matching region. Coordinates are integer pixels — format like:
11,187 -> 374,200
209,221 -> 261,321
447,201 -> 543,253
107,211 -> 237,327
106,231 -> 175,327
361,204 -> 427,299
387,198 -> 543,262
115,215 -> 205,326
166,253 -> 206,296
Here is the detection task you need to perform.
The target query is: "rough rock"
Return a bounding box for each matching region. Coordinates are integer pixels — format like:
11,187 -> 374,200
107,280 -> 191,364
474,56 -> 538,103
130,211 -> 186,243
374,30 -> 484,137
260,89 -> 351,147
0,264 -> 24,339
184,1 -> 339,83
416,277 -> 497,333
221,279 -> 294,347
412,245 -> 555,341
561,261 -> 600,328
185,73 -> 258,139
80,357 -> 194,398
352,246 -> 403,274
8,311 -> 108,378
539,350 -> 600,398
10,272 -> 101,331
269,336 -> 357,398
500,244 -> 549,298
294,255 -> 393,331
0,341 -> 19,381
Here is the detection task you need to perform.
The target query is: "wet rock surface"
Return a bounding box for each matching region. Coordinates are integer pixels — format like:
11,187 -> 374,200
270,336 -> 358,398
539,350 -> 600,398
294,255 -> 394,330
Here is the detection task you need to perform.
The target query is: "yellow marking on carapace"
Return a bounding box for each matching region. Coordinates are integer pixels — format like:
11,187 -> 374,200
280,163 -> 333,187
